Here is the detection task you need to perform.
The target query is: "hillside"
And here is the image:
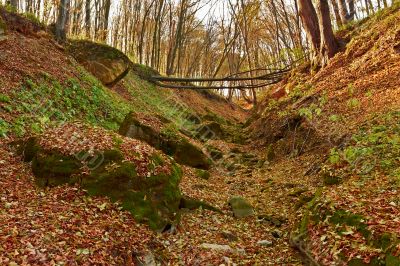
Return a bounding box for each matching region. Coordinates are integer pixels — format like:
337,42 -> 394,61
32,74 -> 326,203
0,3 -> 400,266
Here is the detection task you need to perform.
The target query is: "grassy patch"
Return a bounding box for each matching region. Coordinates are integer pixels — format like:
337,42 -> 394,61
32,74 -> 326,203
0,72 -> 131,137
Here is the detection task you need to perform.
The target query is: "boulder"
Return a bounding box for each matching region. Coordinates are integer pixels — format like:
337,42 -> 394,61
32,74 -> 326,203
195,121 -> 225,140
257,240 -> 273,247
119,112 -> 211,169
17,123 -> 183,231
67,40 -> 131,86
228,196 -> 254,218
195,169 -> 210,180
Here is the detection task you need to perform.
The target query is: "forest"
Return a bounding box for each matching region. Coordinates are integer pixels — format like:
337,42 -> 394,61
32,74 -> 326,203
0,0 -> 399,265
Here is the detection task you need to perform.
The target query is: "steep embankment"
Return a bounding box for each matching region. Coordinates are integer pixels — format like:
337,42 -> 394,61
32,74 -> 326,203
247,4 -> 400,265
0,7 -> 252,264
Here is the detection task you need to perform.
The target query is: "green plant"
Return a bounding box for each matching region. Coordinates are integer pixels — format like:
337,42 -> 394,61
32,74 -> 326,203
347,98 -> 360,109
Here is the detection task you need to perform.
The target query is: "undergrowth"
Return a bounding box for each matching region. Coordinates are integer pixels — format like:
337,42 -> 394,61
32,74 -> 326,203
0,71 -> 131,137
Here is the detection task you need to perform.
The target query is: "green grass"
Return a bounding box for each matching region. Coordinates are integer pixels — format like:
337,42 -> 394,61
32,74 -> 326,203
123,73 -> 197,130
0,71 -> 131,137
326,111 -> 400,180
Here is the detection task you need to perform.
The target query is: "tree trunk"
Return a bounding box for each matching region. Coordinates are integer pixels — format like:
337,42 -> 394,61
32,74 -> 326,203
10,0 -> 18,9
317,0 -> 339,66
337,0 -> 349,24
347,0 -> 355,21
330,0 -> 343,27
100,0 -> 111,42
55,0 -> 71,42
85,0 -> 91,38
297,0 -> 321,54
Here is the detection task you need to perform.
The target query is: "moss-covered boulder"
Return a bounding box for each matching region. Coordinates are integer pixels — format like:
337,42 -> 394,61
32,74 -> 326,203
17,123 -> 183,231
119,112 -> 211,169
67,40 -> 132,86
195,169 -> 210,180
228,196 -> 254,218
195,121 -> 225,140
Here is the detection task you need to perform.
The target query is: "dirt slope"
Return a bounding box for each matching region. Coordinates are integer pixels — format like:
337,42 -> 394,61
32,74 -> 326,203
245,4 -> 400,265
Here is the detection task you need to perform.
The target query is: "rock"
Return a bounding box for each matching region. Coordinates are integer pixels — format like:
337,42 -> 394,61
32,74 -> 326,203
228,196 -> 254,218
220,231 -> 238,242
119,112 -> 211,169
257,240 -> 273,247
196,121 -> 225,140
288,188 -> 309,197
67,40 -> 132,86
206,145 -> 223,161
195,169 -> 210,180
200,243 -> 245,255
257,215 -> 287,227
179,196 -> 222,213
271,230 -> 283,239
134,251 -> 158,266
18,123 -> 183,231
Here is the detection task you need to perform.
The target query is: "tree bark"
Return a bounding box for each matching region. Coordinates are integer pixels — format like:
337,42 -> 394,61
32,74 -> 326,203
55,0 -> 71,42
317,0 -> 339,65
297,0 -> 321,54
330,0 -> 343,27
347,0 -> 355,21
10,0 -> 18,9
85,0 -> 91,38
337,0 -> 349,24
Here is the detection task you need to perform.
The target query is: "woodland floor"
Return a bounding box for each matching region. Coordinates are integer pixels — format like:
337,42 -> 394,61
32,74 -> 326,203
0,128 -> 313,265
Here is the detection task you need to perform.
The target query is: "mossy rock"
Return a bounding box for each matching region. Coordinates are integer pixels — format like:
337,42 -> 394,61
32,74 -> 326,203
322,171 -> 342,185
195,169 -> 210,180
228,196 -> 254,218
206,145 -> 223,161
195,121 -> 225,140
20,137 -> 182,231
67,40 -> 132,85
179,196 -> 222,213
119,112 -> 211,169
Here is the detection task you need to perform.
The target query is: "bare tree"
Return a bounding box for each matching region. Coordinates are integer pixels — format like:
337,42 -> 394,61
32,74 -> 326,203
55,0 -> 71,42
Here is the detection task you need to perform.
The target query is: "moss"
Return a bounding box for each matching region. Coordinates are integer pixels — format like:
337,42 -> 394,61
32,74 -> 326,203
322,170 -> 342,185
0,13 -> 7,33
195,169 -> 210,180
206,145 -> 223,161
0,93 -> 10,103
266,144 -> 276,162
179,196 -> 222,213
330,210 -> 371,239
68,39 -> 130,62
32,150 -> 82,187
131,64 -> 160,82
173,138 -> 212,170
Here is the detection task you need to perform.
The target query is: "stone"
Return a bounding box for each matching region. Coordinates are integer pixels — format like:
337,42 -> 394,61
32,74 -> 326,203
134,251 -> 158,266
19,124 -> 183,231
67,40 -> 132,86
196,121 -> 225,140
257,240 -> 273,247
195,169 -> 210,180
257,215 -> 287,227
271,230 -> 283,239
200,243 -> 245,255
228,196 -> 254,218
119,112 -> 211,169
220,231 -> 238,242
